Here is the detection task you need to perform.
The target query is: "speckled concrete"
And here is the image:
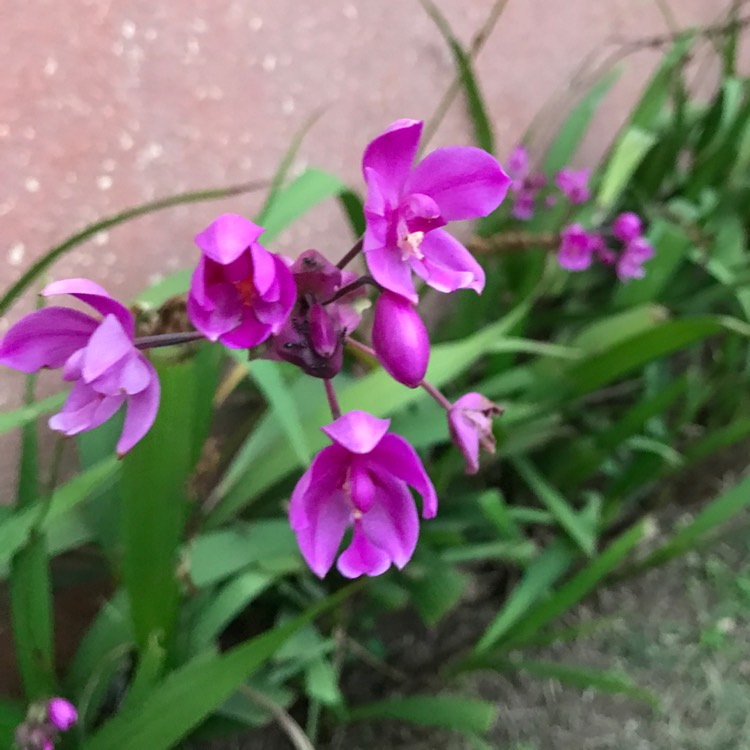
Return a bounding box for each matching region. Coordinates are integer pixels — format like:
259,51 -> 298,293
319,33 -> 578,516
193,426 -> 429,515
0,0 -> 734,487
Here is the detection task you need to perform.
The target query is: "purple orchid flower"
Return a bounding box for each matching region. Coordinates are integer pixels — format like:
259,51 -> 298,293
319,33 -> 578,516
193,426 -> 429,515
270,249 -> 364,379
612,211 -> 643,243
617,236 -> 654,281
511,189 -> 537,221
556,168 -> 591,204
507,144 -> 529,188
372,291 -> 430,388
188,213 -> 296,349
448,393 -> 504,475
47,698 -> 77,732
0,279 -> 160,455
289,410 -> 437,578
362,119 -> 510,303
558,224 -> 595,272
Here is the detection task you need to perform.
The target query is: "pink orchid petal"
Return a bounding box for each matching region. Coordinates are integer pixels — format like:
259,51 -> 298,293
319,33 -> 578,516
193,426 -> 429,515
322,411 -> 391,454
368,433 -> 437,518
415,229 -> 485,294
81,315 -> 134,383
289,444 -> 349,530
187,280 -> 242,342
406,146 -> 510,221
42,278 -> 135,337
194,214 -> 265,265
360,473 -> 419,570
117,362 -> 160,455
218,311 -> 272,349
0,307 -> 96,373
362,119 -> 423,202
364,244 -> 418,303
49,382 -> 125,436
337,522 -> 391,579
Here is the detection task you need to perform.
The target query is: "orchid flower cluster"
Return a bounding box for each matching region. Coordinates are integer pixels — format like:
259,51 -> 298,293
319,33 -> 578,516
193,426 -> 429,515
505,145 -> 653,282
15,697 -> 77,750
0,119 -> 510,581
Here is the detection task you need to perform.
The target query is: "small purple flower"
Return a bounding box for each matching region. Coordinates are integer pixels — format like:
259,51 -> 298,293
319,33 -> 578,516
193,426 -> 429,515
507,144 -> 529,187
612,211 -> 643,243
558,224 -> 594,272
188,214 -> 296,349
289,410 -> 437,578
47,698 -> 77,731
617,237 -> 654,281
511,190 -> 537,221
556,168 -> 590,204
362,119 -> 510,302
0,279 -> 160,455
270,250 -> 363,379
372,291 -> 430,388
448,393 -> 504,475
588,232 -> 617,265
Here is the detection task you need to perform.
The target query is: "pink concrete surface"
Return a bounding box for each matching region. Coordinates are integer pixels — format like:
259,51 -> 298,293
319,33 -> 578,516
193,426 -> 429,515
0,0 -> 736,488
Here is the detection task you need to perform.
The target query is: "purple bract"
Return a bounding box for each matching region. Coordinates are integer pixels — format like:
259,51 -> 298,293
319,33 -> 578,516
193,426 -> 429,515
0,279 -> 160,455
188,213 -> 296,349
362,119 -> 510,303
47,698 -> 77,732
289,410 -> 437,578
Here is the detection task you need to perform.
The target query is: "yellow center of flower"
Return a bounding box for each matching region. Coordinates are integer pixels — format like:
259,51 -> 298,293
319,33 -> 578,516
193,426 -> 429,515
398,230 -> 425,261
235,276 -> 256,307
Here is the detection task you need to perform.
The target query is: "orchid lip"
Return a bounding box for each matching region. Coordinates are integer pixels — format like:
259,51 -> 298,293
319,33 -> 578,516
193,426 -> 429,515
398,230 -> 425,261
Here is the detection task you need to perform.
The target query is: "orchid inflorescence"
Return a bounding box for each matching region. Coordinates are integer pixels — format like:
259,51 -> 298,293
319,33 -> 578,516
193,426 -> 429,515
505,144 -> 654,281
1,119 -> 511,581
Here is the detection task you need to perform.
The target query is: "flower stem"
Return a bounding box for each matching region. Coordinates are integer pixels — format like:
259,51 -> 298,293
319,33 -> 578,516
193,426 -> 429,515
323,275 -> 379,305
324,379 -> 342,420
134,331 -> 205,349
420,379 -> 452,411
346,337 -> 453,411
336,237 -> 364,270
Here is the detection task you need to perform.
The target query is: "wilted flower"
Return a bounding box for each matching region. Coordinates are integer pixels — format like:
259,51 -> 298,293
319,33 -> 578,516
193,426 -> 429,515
362,119 -> 510,302
47,698 -> 77,732
556,168 -> 590,204
270,250 -> 364,378
448,393 -> 504,474
372,291 -> 429,388
188,213 -> 296,349
557,224 -> 594,272
0,279 -> 160,455
289,410 -> 437,578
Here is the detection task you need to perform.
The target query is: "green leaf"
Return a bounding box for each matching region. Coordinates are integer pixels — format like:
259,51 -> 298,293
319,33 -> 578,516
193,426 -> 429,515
474,539 -> 576,653
0,701 -> 26,749
597,127 -> 657,209
635,472 -> 750,571
228,354 -> 312,466
10,375 -> 55,699
261,168 -> 344,242
422,0 -> 494,152
401,552 -> 468,626
338,189 -> 366,237
189,520 -> 300,588
120,352 -> 211,657
543,66 -> 621,174
0,392 -> 66,436
188,570 -> 275,652
0,181 -> 268,315
346,695 -> 496,735
81,584 -> 361,750
501,522 -> 644,649
305,657 -> 342,706
471,658 -> 658,707
514,458 -> 595,555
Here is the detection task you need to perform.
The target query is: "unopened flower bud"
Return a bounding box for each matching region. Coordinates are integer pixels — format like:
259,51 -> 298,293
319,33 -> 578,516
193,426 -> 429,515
372,292 -> 430,388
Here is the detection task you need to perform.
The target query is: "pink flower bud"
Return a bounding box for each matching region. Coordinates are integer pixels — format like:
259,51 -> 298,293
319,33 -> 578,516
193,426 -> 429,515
372,292 -> 429,388
47,697 -> 77,731
612,212 -> 643,243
